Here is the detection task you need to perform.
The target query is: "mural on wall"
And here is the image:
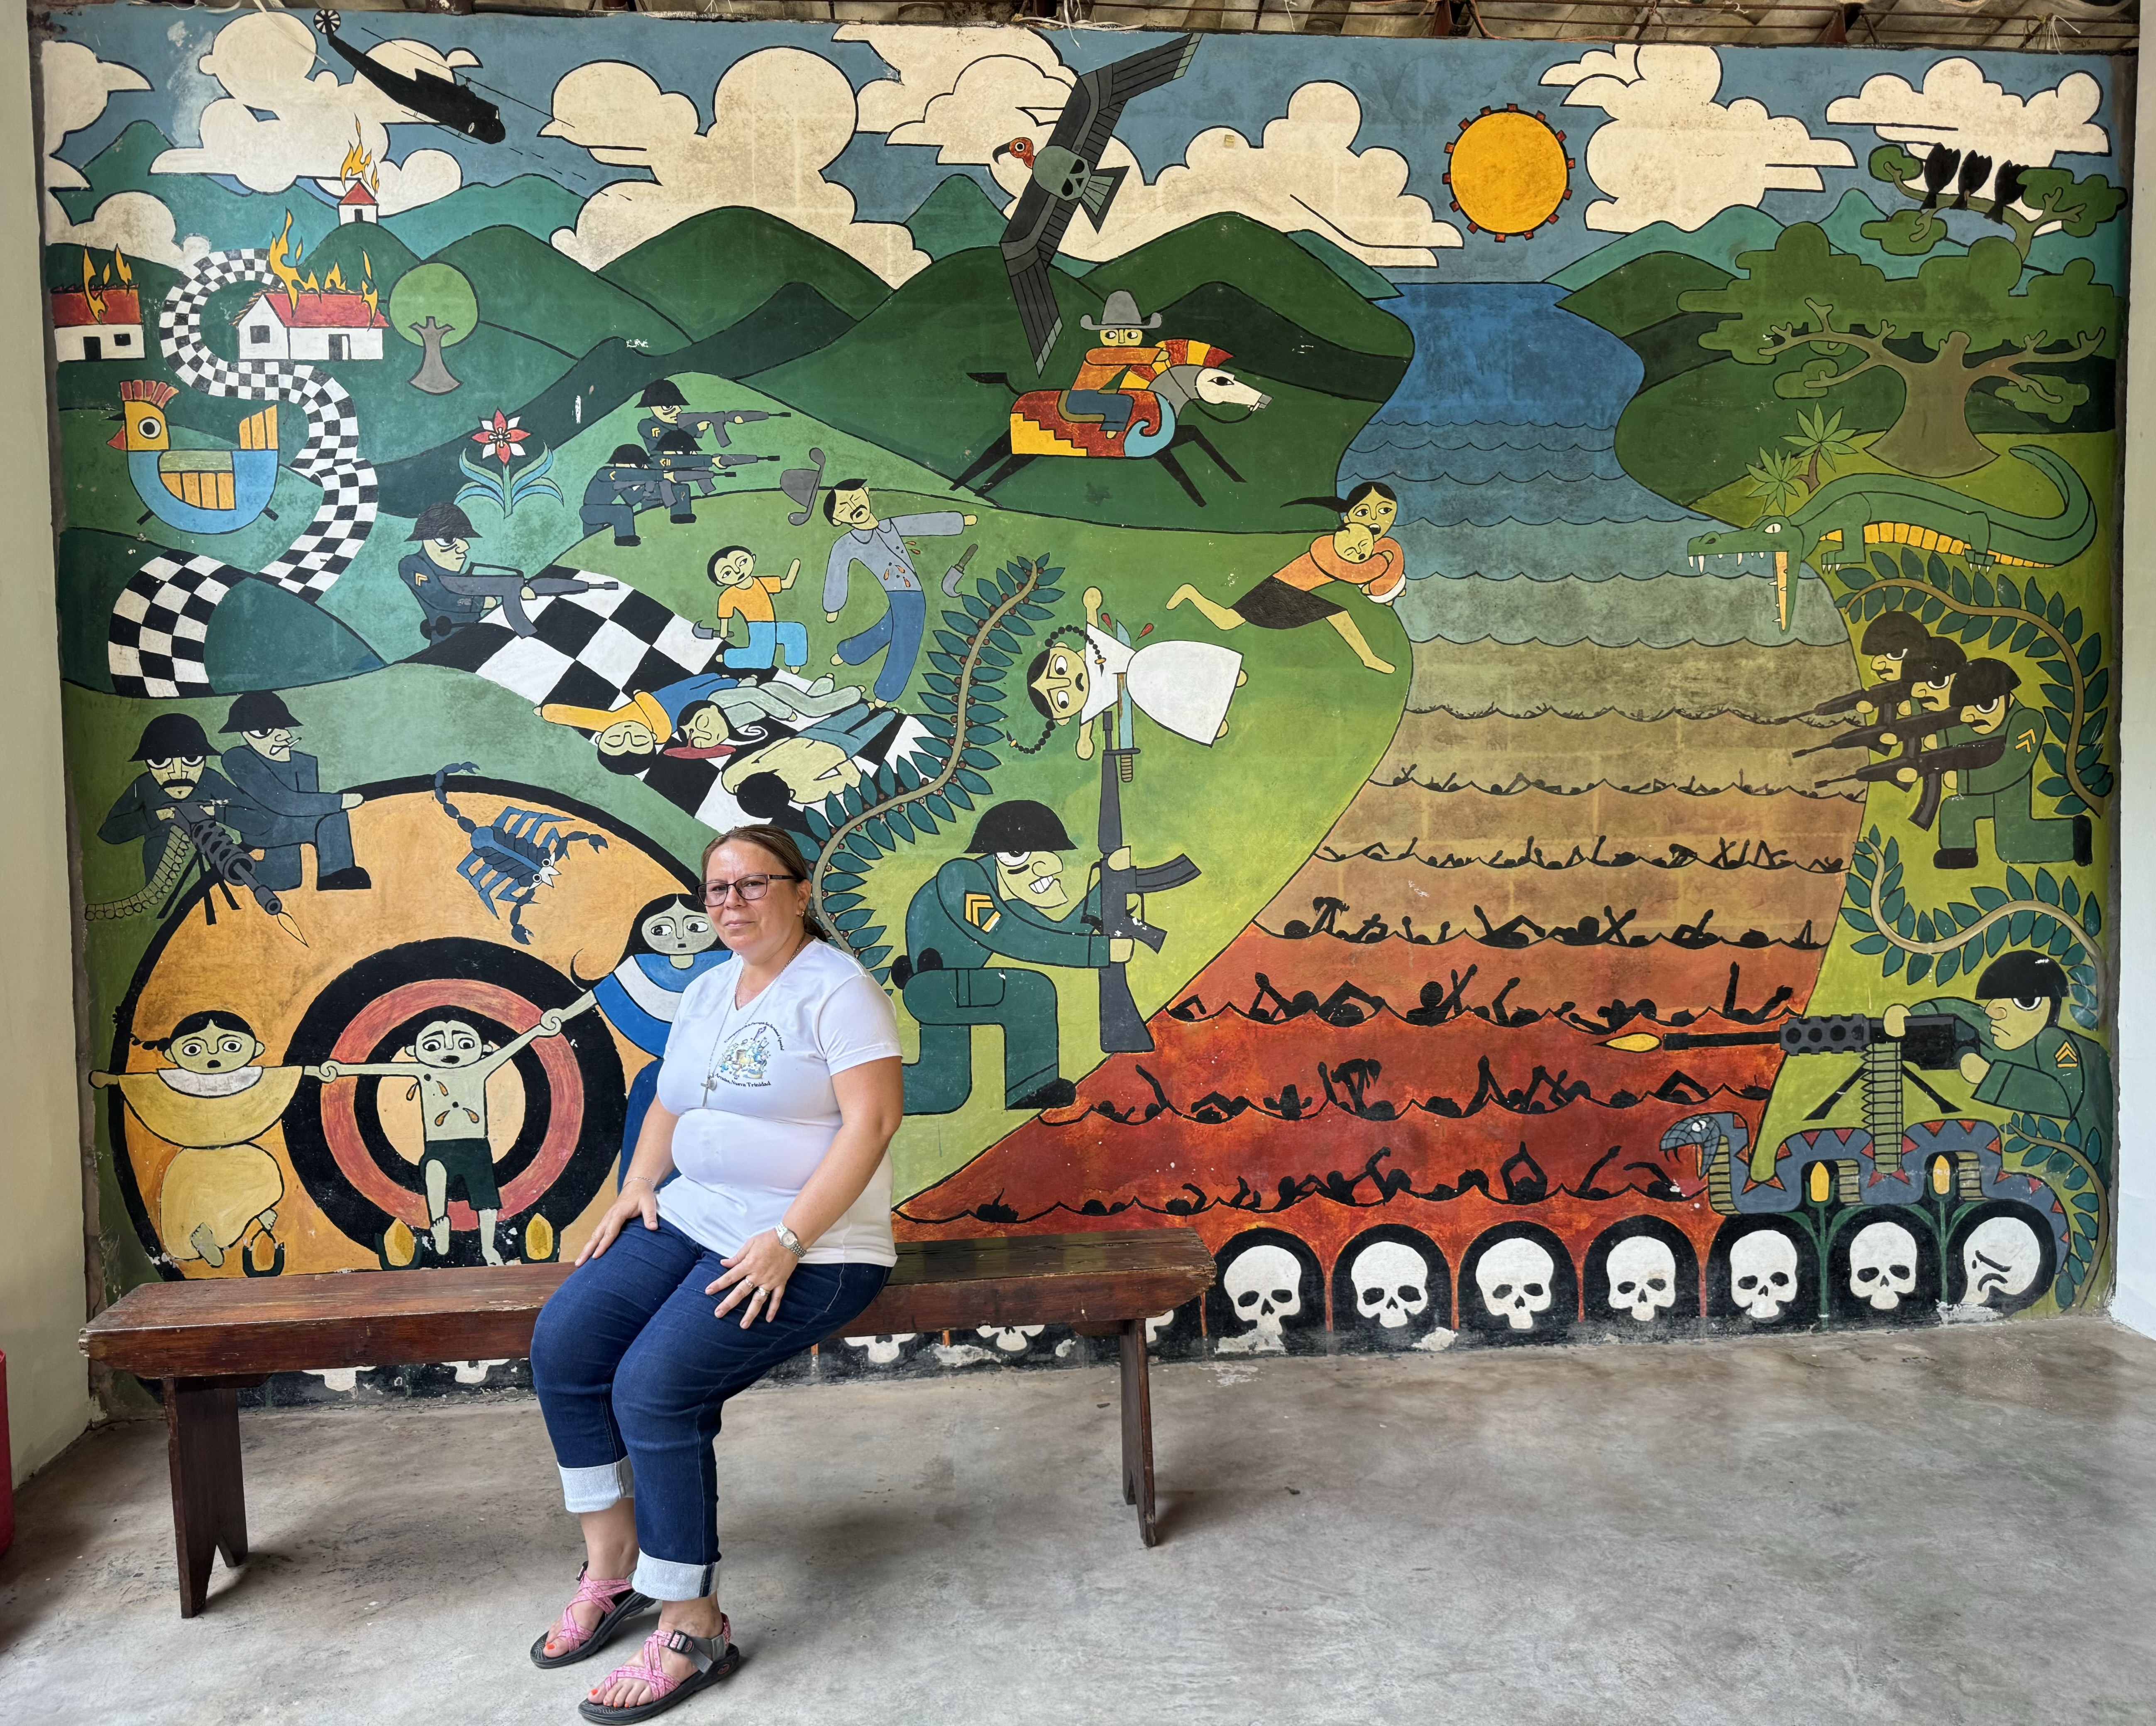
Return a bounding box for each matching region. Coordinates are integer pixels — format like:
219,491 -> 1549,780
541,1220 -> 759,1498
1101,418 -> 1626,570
39,15 -> 2122,1379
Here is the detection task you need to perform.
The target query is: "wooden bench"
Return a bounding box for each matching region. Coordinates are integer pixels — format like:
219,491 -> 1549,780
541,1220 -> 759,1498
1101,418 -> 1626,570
81,1228 -> 1215,1616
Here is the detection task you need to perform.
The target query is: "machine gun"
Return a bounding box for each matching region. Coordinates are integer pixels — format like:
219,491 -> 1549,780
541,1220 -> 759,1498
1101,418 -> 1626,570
164,799 -> 305,944
438,563 -> 619,638
1611,1012 -> 1983,1181
1816,734 -> 2006,829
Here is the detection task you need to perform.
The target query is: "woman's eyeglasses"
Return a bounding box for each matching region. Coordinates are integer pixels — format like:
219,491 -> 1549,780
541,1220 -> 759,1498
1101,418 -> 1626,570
702,873 -> 800,905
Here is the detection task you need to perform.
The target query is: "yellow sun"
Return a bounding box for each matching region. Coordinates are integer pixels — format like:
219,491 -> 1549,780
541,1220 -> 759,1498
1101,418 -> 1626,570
1444,107 -> 1574,241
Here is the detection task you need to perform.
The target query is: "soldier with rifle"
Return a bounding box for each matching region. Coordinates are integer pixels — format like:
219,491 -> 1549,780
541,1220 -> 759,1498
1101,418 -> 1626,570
636,378 -> 789,458
1795,639 -> 1969,761
1931,658 -> 2092,870
892,799 -> 1191,1114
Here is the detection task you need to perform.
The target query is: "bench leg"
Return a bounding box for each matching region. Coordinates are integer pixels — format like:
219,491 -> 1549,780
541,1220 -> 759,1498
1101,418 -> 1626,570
165,1377 -> 249,1617
1116,1320 -> 1158,1547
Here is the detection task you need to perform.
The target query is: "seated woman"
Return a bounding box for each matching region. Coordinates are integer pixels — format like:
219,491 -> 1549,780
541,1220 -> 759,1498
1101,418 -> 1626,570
1167,481 -> 1406,674
529,825 -> 904,1721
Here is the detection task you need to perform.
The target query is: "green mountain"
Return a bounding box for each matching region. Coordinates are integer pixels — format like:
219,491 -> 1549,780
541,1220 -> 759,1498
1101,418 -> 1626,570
303,222 -> 419,300
1559,250 -> 1731,342
751,217 -> 1408,530
1086,213 -> 1412,366
1550,206 -> 1785,292
433,226 -> 689,357
374,281 -> 857,516
599,208 -> 890,340
1285,229 -> 1398,301
906,175 -> 1010,262
383,176 -> 584,260
54,120 -> 337,257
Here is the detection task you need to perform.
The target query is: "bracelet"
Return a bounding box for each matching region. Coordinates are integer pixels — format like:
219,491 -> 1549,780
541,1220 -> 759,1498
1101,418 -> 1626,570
775,1222 -> 807,1259
624,1175 -> 655,1190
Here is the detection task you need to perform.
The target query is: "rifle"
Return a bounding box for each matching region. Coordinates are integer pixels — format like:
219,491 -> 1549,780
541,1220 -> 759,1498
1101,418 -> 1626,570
439,564 -> 620,638
682,409 -> 790,450
1802,672 -> 1925,721
165,799 -> 305,944
1815,734 -> 2007,830
1094,744 -> 1200,1053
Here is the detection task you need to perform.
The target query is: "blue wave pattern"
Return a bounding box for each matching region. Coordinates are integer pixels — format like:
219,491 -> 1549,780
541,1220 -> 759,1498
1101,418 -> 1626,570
1346,283 -> 1699,529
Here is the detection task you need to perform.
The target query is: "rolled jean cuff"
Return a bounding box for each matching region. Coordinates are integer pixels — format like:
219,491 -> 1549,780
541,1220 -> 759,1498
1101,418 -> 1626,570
559,1457 -> 633,1514
633,1553 -> 718,1603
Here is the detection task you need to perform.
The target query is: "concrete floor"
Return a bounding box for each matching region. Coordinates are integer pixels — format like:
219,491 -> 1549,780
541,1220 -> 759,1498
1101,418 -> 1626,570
5,1320 -> 2156,1726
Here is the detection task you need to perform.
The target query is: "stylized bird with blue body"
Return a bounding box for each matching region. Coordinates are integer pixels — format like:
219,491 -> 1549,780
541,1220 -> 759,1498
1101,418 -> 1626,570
110,379 -> 280,536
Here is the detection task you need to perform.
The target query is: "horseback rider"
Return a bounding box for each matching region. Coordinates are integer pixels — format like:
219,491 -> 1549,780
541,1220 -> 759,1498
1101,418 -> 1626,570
1065,291 -> 1177,441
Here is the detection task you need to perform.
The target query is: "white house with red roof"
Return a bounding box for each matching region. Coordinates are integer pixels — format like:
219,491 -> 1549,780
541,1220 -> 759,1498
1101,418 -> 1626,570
50,289 -> 143,362
337,181 -> 379,226
233,289 -> 387,362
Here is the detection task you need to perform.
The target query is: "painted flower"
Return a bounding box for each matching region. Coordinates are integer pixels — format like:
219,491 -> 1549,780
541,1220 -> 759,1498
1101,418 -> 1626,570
471,411 -> 527,466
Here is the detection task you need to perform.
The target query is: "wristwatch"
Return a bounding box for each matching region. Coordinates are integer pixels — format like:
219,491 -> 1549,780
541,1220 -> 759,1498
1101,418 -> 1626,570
775,1223 -> 806,1259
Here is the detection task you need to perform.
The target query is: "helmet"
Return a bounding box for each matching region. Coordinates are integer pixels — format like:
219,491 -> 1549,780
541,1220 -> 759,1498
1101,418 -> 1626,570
408,502 -> 479,542
131,712 -> 213,761
967,800 -> 1076,854
638,379 -> 688,408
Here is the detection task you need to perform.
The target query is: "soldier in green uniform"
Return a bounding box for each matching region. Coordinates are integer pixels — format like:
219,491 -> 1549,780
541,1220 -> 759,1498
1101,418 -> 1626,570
1886,952 -> 2112,1177
1932,659 -> 2092,869
895,801 -> 1136,1116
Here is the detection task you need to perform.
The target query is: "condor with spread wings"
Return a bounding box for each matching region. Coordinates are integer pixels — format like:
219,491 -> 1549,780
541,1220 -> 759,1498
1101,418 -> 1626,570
995,34 -> 1200,375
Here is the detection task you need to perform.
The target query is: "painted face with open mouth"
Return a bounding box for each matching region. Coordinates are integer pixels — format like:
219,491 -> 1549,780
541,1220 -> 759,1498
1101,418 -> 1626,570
993,849 -> 1074,917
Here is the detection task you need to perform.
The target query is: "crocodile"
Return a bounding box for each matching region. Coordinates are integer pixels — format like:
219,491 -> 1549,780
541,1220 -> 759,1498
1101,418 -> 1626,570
1684,444 -> 2096,632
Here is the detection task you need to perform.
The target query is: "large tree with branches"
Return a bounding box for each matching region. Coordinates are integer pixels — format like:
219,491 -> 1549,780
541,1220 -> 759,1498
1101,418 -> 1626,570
1678,224 -> 2115,477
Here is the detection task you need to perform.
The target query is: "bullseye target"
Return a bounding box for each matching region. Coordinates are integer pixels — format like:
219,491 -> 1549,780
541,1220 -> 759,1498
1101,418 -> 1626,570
282,938 -> 624,1262
103,778 -> 694,1278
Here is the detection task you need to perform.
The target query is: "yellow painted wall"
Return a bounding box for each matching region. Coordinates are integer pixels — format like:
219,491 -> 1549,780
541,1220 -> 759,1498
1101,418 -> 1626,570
0,7 -> 93,1484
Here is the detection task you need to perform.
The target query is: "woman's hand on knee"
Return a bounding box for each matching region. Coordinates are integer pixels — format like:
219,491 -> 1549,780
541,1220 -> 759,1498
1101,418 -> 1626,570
707,1232 -> 797,1326
576,1181 -> 659,1265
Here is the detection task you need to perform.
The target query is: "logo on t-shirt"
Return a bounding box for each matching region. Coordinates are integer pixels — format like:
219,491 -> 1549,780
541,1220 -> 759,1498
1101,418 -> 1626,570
711,1021 -> 782,1088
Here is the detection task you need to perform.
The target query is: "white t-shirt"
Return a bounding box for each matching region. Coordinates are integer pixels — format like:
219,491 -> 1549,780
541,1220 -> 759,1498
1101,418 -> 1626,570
655,940 -> 904,1266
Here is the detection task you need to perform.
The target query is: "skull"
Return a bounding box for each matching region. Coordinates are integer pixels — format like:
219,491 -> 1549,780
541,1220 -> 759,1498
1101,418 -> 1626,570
1848,1220 -> 1919,1311
1605,1237 -> 1677,1323
843,1333 -> 917,1366
1962,1215 -> 2043,1306
1475,1238 -> 1555,1331
1349,1241 -> 1431,1331
1218,1244 -> 1302,1354
975,1324 -> 1044,1355
1729,1231 -> 1799,1322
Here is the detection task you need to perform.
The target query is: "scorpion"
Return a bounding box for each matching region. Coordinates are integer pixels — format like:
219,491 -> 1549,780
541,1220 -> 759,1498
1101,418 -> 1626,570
432,763 -> 607,946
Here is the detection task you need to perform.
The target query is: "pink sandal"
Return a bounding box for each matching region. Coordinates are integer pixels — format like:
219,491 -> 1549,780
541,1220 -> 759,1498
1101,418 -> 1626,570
529,1564 -> 654,1670
578,1619 -> 741,1723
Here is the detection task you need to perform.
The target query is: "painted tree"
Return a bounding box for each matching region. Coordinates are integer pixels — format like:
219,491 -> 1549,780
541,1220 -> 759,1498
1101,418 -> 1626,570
390,262 -> 477,395
1863,144 -> 2125,265
1679,225 -> 2115,477
1783,405 -> 1858,492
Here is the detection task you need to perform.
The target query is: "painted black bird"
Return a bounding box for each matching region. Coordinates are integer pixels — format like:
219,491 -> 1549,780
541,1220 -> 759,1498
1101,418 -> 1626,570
1990,161 -> 2029,223
1920,144 -> 1963,211
1953,152 -> 1994,212
995,34 -> 1201,374
314,10 -> 505,144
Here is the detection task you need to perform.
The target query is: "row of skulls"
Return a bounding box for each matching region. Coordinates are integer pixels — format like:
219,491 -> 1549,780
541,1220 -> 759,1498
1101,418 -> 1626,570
832,1206 -> 2054,1370
1204,1205 -> 2055,1356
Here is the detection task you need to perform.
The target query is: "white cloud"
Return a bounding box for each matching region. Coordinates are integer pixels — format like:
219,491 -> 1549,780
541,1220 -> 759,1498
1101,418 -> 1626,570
1541,44 -> 1853,233
1825,60 -> 2109,167
544,48 -> 926,284
39,41 -> 208,268
149,11 -> 466,215
842,27 -> 1458,267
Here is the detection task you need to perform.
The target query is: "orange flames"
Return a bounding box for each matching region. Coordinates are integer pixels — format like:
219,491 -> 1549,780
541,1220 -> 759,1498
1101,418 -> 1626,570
81,252 -> 105,323
362,251 -> 379,323
266,211 -> 322,312
337,127 -> 380,194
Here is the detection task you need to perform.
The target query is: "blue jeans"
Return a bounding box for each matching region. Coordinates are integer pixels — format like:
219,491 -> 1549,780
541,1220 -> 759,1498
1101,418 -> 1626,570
530,1217 -> 888,1601
723,617 -> 808,671
836,588 -> 926,705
